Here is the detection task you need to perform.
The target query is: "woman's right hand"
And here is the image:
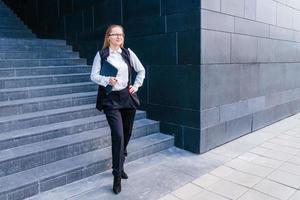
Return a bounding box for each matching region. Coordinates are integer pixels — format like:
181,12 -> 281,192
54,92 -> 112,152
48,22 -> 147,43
108,77 -> 118,86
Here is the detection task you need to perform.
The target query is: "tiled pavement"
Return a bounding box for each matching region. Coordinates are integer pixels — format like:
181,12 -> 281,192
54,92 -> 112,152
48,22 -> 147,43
160,114 -> 300,200
28,113 -> 300,200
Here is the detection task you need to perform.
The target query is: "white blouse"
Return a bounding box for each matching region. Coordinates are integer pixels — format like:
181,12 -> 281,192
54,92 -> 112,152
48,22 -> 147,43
90,48 -> 145,92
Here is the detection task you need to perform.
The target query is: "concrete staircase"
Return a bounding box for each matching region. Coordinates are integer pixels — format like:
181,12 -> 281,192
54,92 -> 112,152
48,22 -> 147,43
0,1 -> 174,200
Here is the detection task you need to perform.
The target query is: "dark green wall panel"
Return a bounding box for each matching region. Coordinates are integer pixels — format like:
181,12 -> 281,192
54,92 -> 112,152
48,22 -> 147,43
167,11 -> 200,32
178,30 -> 200,65
123,0 -> 161,19
127,34 -> 176,65
148,65 -> 200,109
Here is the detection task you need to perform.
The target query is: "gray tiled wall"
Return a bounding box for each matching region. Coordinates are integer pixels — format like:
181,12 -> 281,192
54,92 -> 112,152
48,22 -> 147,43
201,0 -> 300,153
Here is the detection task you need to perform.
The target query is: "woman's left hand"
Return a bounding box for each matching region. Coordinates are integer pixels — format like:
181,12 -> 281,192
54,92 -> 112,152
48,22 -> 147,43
129,85 -> 137,94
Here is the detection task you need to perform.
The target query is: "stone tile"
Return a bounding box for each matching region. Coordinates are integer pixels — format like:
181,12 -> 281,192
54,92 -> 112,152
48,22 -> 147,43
225,121 -> 253,147
245,0 -> 256,20
201,30 -> 231,64
225,158 -> 274,177
222,169 -> 262,187
221,0 -> 244,17
250,146 -> 293,161
256,0 -> 276,25
239,152 -> 283,169
172,183 -> 204,199
269,138 -> 300,149
234,17 -> 269,38
284,130 -> 300,138
188,189 -> 229,200
206,179 -> 248,199
278,162 -> 300,176
201,0 -> 221,11
278,134 -> 300,141
238,189 -> 278,200
210,139 -> 254,159
231,34 -> 258,63
200,123 -> 227,153
289,191 -> 300,200
159,194 -> 180,200
292,9 -> 300,31
238,152 -> 260,162
267,170 -> 300,189
192,174 -> 221,188
200,107 -> 220,129
270,26 -> 294,41
288,156 -> 300,166
161,154 -> 219,178
276,4 -> 293,29
261,142 -> 299,155
210,165 -> 235,178
201,64 -> 240,108
253,179 -> 296,200
201,9 -> 234,32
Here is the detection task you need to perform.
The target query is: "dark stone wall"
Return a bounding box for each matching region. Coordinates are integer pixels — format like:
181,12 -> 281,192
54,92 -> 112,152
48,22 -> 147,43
4,0 -> 201,153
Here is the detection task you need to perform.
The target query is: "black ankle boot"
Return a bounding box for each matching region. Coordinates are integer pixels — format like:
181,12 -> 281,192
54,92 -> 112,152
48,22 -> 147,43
121,170 -> 128,179
113,175 -> 121,194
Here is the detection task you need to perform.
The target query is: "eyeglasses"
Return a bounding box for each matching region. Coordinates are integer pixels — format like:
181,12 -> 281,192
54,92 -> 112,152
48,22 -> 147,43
109,33 -> 124,37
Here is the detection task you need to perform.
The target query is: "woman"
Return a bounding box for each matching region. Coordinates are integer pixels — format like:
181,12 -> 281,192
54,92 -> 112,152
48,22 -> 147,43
90,24 -> 145,194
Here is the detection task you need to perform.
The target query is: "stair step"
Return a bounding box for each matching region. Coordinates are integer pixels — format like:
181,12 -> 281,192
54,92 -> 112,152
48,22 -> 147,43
0,11 -> 16,17
0,28 -> 32,33
0,133 -> 173,199
0,58 -> 86,68
0,73 -> 90,89
0,116 -> 154,177
0,104 -> 101,132
0,91 -> 97,117
0,51 -> 79,59
0,23 -> 25,30
0,116 -> 158,151
0,32 -> 35,38
0,82 -> 97,102
0,38 -> 66,46
0,65 -> 90,78
0,45 -> 72,52
0,18 -> 26,24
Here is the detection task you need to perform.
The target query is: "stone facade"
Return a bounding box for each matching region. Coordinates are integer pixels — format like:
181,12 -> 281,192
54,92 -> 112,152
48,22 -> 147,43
201,0 -> 300,152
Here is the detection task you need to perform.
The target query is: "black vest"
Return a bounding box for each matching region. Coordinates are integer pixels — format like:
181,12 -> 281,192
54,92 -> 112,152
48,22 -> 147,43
95,47 -> 140,111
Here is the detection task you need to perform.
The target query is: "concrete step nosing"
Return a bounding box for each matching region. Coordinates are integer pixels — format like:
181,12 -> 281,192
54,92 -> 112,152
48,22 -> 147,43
0,73 -> 90,80
0,66 -> 90,78
0,82 -> 93,94
0,93 -> 97,117
0,82 -> 96,101
0,38 -> 66,45
0,65 -> 88,72
0,73 -> 91,89
0,105 -> 100,132
0,59 -> 86,68
0,91 -> 97,107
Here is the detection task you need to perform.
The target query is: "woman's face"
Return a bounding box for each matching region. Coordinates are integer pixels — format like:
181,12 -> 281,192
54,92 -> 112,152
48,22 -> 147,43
108,26 -> 124,48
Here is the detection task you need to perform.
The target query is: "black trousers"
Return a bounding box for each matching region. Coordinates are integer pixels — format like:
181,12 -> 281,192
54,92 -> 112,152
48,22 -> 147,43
104,108 -> 136,177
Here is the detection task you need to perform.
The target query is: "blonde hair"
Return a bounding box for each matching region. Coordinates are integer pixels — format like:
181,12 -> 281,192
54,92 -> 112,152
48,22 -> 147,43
102,24 -> 125,50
